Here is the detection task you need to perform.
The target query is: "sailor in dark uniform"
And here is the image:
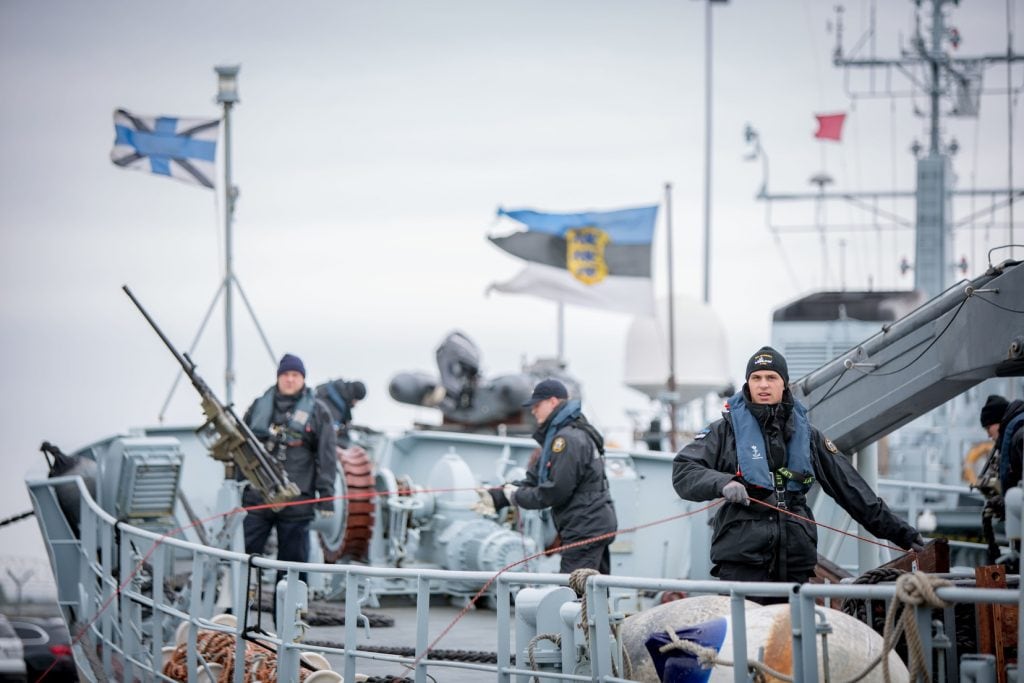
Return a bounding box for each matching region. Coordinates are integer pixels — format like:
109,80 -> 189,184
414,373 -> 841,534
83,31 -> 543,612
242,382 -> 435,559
241,353 -> 337,576
316,378 -> 367,447
480,379 -> 618,573
673,346 -> 923,596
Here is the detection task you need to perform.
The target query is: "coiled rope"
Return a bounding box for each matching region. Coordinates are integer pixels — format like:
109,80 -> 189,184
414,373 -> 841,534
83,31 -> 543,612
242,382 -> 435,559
526,633 -> 562,683
832,572 -> 953,683
162,629 -> 313,683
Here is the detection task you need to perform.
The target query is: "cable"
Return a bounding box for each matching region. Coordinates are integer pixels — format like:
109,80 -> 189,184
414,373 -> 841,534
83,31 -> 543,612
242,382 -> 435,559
972,291 -> 1024,314
807,366 -> 850,413
844,295 -> 969,378
403,499 -> 727,676
751,497 -> 905,553
0,510 -> 34,528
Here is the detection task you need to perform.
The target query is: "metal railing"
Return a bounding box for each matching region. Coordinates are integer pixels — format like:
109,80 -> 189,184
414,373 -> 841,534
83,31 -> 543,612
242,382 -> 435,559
28,475 -> 1024,683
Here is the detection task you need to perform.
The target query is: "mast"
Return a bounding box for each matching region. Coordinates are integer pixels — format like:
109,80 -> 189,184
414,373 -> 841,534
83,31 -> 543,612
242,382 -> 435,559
749,0 -> 1022,300
216,65 -> 240,404
665,182 -> 679,451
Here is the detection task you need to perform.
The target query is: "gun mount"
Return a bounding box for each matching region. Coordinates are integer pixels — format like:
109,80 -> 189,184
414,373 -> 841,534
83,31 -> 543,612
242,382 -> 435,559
122,285 -> 300,507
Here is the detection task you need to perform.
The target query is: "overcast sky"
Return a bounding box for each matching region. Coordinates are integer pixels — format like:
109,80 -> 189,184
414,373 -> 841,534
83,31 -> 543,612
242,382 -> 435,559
1,0 -> 1021,579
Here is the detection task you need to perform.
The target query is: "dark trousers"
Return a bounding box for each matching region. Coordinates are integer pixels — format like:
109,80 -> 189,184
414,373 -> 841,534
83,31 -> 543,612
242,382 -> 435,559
244,512 -> 312,584
560,537 -> 612,574
716,562 -> 813,605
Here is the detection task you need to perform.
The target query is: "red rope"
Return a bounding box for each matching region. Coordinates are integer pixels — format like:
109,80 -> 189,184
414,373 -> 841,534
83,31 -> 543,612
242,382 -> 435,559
405,499 -> 726,674
749,497 -> 907,552
43,483 -> 915,681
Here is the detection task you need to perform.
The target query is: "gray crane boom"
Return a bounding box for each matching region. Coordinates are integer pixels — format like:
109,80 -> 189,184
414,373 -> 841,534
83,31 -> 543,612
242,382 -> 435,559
791,259 -> 1024,454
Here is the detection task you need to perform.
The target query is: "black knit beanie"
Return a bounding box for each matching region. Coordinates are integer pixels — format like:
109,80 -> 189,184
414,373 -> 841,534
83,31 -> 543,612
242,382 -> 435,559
745,346 -> 789,384
980,394 -> 1009,428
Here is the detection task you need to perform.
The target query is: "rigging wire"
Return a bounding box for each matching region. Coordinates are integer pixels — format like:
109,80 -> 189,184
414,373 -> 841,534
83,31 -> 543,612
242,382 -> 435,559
1007,0 -> 1017,254
844,295 -> 969,378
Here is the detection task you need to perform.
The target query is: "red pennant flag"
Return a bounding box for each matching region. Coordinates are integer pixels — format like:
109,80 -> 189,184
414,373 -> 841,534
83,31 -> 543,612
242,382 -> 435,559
814,113 -> 846,141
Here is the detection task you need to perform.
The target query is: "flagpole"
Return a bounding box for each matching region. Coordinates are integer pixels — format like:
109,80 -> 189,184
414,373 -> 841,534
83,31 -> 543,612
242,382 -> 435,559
557,301 -> 565,365
701,0 -> 714,305
665,182 -> 678,451
216,65 -> 240,405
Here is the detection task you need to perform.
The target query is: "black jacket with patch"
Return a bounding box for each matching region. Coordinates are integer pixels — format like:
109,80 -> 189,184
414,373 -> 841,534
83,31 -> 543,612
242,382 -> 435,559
512,410 -> 617,544
241,388 -> 337,520
672,394 -> 918,579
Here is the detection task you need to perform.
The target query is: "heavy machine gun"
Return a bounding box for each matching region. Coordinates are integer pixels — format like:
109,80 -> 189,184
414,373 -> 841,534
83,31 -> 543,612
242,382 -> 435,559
122,285 -> 300,507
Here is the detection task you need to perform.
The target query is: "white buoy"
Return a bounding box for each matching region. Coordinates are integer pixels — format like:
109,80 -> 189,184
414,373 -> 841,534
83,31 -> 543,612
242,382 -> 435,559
211,613 -> 238,628
621,595 -> 757,681
301,651 -> 332,671
174,621 -> 190,647
194,662 -> 223,683
620,597 -> 908,682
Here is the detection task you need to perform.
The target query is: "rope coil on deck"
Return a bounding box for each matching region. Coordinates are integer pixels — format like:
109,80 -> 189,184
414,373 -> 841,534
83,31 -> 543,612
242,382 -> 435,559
162,629 -> 313,683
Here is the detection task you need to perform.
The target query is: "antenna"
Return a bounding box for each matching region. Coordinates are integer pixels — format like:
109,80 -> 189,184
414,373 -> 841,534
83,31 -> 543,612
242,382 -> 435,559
751,0 -> 1024,298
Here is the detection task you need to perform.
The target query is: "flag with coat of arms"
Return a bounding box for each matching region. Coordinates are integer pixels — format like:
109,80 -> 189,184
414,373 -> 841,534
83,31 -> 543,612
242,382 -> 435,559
111,109 -> 220,189
487,205 -> 658,316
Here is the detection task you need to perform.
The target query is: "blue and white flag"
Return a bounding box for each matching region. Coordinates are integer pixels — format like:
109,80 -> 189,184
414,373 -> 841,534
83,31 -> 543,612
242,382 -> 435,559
488,205 -> 658,315
111,109 -> 220,189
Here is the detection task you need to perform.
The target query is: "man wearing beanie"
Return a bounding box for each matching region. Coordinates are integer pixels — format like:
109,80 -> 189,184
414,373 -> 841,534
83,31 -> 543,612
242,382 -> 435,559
975,394 -> 1024,565
980,394 -> 1024,491
315,378 -> 368,448
673,346 -> 924,600
241,353 -> 337,577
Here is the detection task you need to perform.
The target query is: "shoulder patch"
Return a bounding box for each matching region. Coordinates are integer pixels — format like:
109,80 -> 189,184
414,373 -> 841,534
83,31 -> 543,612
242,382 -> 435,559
552,437 -> 567,453
823,436 -> 839,454
694,428 -> 710,440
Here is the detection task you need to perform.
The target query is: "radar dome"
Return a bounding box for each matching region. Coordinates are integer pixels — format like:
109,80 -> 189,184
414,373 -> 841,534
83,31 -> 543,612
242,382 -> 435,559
624,296 -> 731,403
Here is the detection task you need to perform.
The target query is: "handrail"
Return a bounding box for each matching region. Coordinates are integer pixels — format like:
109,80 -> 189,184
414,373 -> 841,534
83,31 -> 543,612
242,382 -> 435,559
27,474 -> 1023,683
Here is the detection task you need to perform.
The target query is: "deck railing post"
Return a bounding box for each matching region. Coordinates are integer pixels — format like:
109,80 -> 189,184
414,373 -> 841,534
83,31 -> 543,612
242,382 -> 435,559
415,575 -> 431,683
496,576 -> 511,683
344,571 -> 359,683
588,577 -> 613,680
799,586 -> 819,681
730,590 -> 749,683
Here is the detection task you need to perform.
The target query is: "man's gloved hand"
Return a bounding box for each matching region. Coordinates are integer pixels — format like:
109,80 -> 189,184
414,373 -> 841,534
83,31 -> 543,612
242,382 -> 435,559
319,509 -> 335,519
721,480 -> 750,506
910,533 -> 925,553
489,486 -> 511,510
502,484 -> 518,507
471,488 -> 497,516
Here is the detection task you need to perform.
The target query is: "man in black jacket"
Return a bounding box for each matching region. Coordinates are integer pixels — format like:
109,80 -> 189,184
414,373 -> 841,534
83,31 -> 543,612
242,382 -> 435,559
316,378 -> 367,447
480,379 -> 618,573
242,353 -> 337,577
673,346 -> 923,593
982,394 -> 1024,492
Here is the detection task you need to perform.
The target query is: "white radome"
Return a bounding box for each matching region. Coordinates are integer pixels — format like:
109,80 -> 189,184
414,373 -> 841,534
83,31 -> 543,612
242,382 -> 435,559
624,295 -> 731,403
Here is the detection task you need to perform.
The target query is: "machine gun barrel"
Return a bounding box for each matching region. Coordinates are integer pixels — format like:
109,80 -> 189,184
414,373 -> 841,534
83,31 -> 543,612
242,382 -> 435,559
122,285 -> 300,507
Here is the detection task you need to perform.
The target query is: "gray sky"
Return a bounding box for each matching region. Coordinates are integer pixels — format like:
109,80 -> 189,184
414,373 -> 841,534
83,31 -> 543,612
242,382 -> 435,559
1,0 -> 1021,577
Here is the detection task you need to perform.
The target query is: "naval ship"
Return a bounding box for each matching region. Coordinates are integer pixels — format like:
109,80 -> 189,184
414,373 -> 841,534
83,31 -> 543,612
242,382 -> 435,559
22,0 -> 1024,680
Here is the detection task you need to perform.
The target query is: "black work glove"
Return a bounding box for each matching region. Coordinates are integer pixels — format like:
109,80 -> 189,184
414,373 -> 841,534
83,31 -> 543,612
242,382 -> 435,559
909,533 -> 925,554
488,487 -> 511,510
